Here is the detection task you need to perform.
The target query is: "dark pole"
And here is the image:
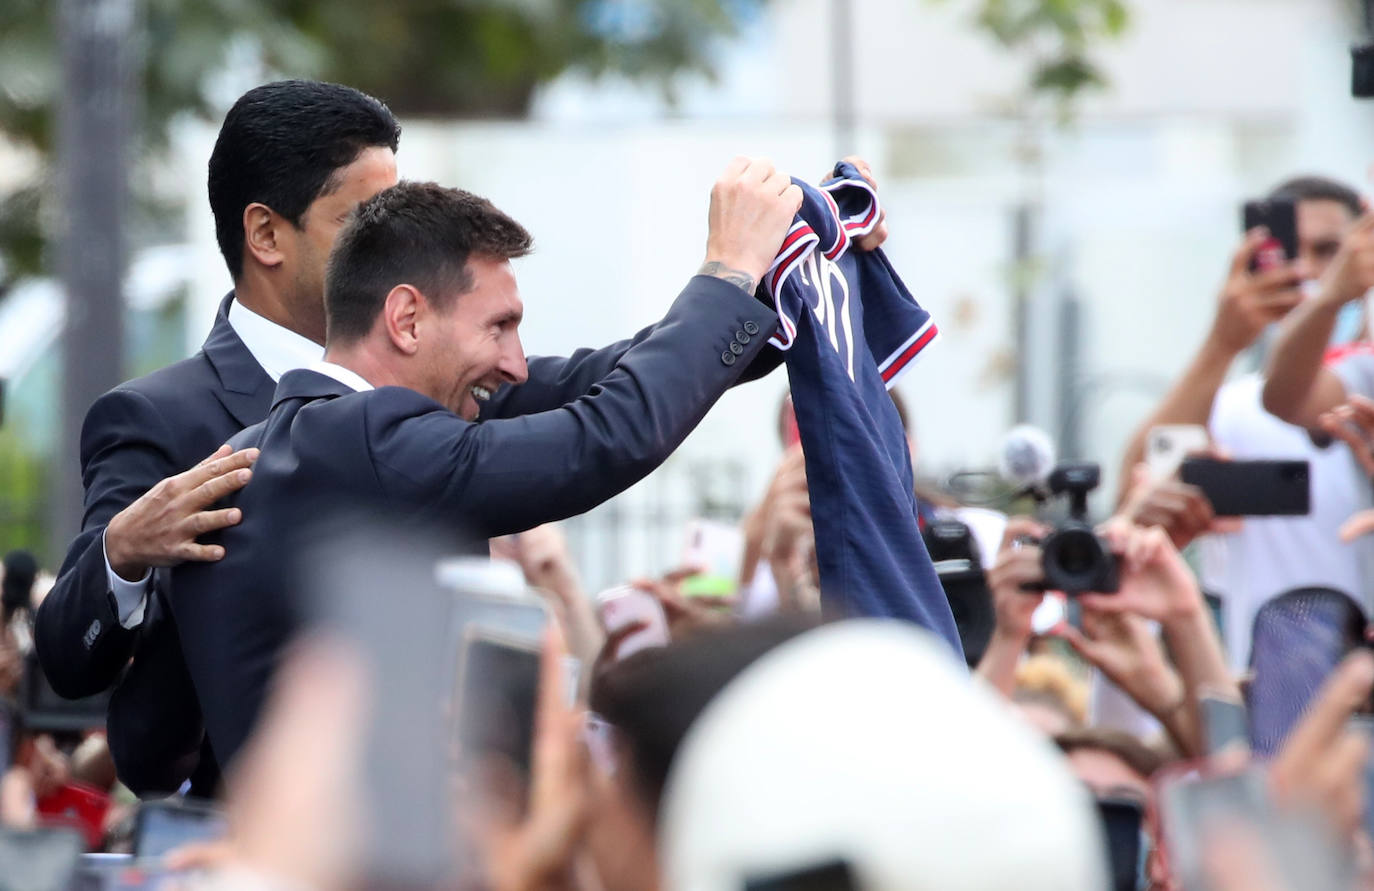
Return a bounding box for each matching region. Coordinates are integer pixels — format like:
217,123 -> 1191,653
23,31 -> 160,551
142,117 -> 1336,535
831,0 -> 855,159
53,0 -> 135,562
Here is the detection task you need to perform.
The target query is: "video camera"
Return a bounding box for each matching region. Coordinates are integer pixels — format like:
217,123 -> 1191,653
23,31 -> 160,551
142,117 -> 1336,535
1038,463 -> 1119,596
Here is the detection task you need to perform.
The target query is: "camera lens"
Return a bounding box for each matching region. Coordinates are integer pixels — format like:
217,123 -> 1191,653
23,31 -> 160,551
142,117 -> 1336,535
1042,526 -> 1112,595
1054,531 -> 1098,575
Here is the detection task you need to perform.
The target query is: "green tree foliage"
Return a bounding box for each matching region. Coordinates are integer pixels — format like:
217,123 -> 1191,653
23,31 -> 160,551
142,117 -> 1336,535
933,0 -> 1130,118
0,0 -> 758,289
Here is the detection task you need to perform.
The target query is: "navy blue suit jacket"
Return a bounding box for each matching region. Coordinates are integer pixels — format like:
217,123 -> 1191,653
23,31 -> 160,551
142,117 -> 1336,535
35,295 -> 273,795
112,275 -> 779,780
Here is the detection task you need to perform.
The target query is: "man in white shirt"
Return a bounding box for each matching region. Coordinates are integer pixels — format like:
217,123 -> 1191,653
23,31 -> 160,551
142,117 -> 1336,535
1116,175 -> 1368,670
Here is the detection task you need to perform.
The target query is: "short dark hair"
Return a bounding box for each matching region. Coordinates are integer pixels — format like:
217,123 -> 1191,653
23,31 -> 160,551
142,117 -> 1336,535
1268,175 -> 1363,218
589,615 -> 820,820
324,181 -> 534,343
208,80 -> 401,280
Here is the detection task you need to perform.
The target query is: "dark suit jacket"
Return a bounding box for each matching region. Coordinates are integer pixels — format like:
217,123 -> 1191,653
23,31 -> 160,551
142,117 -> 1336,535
33,294 -> 275,794
163,274 -> 776,770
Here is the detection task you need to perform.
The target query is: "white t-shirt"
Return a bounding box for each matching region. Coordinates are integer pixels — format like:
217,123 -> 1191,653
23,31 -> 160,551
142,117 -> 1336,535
1198,374 -> 1374,670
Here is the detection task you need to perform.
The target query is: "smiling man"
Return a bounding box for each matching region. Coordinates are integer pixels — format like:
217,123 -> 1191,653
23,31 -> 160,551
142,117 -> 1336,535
159,172 -> 798,772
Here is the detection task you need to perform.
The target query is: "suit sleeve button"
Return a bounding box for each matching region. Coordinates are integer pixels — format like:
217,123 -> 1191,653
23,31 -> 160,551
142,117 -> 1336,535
736,331 -> 751,345
729,342 -> 744,356
743,320 -> 760,335
722,351 -> 737,366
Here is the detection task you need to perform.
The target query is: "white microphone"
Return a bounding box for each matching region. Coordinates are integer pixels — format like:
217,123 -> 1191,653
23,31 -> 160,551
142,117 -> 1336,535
998,425 -> 1056,493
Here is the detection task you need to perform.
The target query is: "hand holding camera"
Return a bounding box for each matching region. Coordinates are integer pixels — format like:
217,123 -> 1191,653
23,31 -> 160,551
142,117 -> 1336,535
985,516 -> 1051,644
1077,522 -> 1206,625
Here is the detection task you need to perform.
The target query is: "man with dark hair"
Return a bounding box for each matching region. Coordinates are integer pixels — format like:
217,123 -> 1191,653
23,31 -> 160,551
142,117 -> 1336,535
34,80 -> 403,795
1116,173 -> 1370,670
1263,178 -> 1374,428
162,170 -> 798,774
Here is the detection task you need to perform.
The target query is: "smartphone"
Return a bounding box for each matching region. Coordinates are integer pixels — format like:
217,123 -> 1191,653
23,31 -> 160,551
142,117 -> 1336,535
1159,767 -> 1352,891
0,826 -> 84,891
1179,457 -> 1309,516
132,799 -> 228,860
1243,198 -> 1299,271
36,780 -> 111,851
303,523 -> 495,887
454,628 -> 542,773
1095,797 -> 1145,891
1198,692 -> 1249,758
21,650 -> 110,733
680,519 -> 745,598
744,858 -> 859,891
1146,425 -> 1209,481
1349,716 -> 1374,849
1158,768 -> 1270,891
595,586 -> 670,661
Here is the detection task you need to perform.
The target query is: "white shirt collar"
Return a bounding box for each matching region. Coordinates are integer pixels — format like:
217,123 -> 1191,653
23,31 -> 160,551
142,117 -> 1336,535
309,361 -> 375,392
227,299 -> 324,382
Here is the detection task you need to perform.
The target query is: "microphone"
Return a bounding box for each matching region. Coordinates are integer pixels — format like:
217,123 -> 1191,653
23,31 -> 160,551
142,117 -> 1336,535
998,425 -> 1056,500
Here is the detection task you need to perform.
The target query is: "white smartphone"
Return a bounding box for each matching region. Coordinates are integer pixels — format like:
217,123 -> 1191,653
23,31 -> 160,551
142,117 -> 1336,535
679,519 -> 745,598
1146,424 -> 1210,481
595,586 -> 670,661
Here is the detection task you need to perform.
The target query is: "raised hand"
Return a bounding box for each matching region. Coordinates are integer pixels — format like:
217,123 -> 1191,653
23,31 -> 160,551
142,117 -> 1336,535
1207,228 -> 1306,356
1270,650 -> 1374,837
701,156 -> 804,294
1078,523 -> 1204,624
1315,210 -> 1374,308
833,155 -> 889,252
985,516 -> 1050,643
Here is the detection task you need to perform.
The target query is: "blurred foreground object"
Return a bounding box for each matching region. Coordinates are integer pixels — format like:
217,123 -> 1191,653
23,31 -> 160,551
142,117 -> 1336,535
661,620 -> 1106,890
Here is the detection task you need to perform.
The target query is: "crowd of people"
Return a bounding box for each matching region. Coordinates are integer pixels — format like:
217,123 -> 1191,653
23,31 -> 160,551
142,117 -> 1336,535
4,75 -> 1374,891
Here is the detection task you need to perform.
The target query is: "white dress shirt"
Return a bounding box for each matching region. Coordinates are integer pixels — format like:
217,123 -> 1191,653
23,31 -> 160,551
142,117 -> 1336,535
309,360 -> 375,393
103,299 -> 325,628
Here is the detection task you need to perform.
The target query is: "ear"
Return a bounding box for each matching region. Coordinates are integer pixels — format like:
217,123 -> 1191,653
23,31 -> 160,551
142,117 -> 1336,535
242,203 -> 287,271
382,284 -> 424,355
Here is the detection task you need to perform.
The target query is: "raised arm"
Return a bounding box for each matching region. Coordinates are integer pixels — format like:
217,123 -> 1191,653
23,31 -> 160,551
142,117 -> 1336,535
1116,230 -> 1303,502
379,157 -> 801,537
1263,211 -> 1374,428
378,273 -> 779,538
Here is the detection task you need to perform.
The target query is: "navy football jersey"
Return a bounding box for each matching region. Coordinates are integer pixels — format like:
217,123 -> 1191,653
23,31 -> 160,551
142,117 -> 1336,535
761,161 -> 961,657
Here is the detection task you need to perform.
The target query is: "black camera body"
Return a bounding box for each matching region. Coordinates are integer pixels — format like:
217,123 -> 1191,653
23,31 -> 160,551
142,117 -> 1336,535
1040,463 -> 1119,596
1355,43 -> 1374,98
1357,2 -> 1374,98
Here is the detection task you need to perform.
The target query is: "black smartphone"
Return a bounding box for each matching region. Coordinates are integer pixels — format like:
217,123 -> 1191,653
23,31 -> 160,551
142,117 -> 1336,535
132,799 -> 228,860
1243,198 -> 1299,270
745,858 -> 859,891
1179,457 -> 1309,516
1096,797 -> 1145,891
0,826 -> 84,891
20,650 -> 111,733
